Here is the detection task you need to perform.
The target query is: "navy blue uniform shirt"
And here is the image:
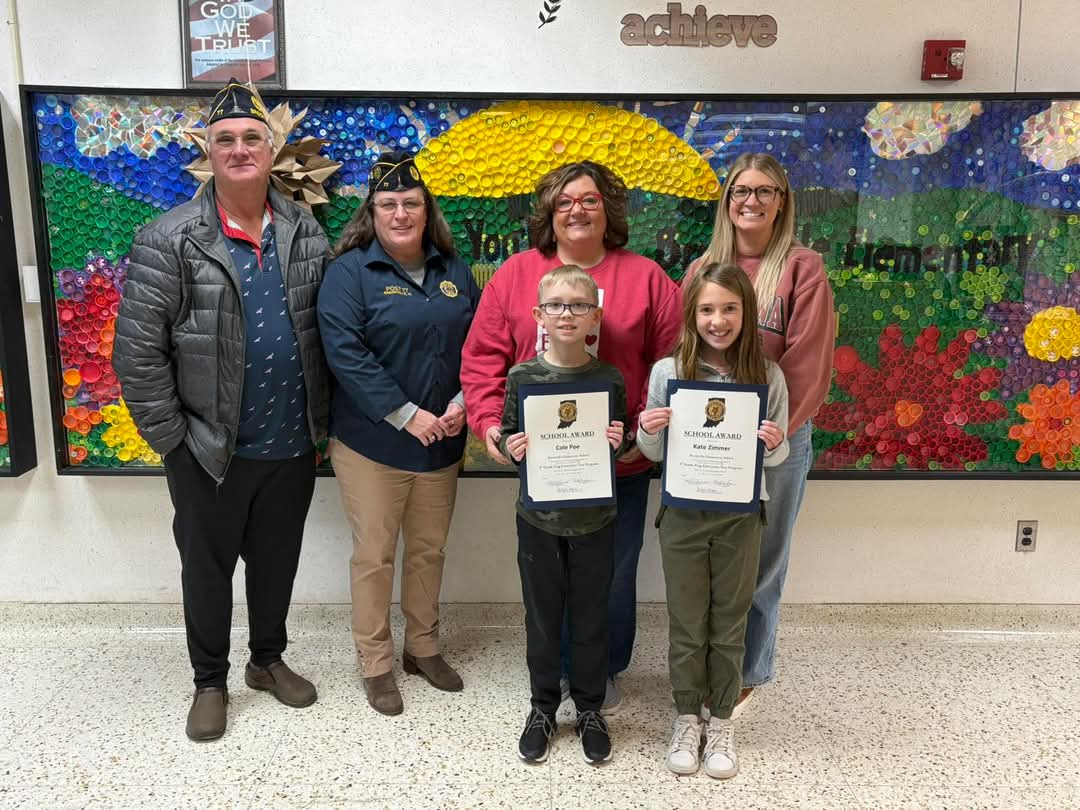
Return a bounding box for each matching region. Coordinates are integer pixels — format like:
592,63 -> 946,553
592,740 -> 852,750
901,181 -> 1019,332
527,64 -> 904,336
219,204 -> 312,461
318,239 -> 481,472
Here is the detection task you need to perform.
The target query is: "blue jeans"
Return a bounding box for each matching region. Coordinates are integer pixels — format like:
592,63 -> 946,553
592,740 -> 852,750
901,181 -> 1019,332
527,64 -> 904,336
742,420 -> 813,687
561,469 -> 652,678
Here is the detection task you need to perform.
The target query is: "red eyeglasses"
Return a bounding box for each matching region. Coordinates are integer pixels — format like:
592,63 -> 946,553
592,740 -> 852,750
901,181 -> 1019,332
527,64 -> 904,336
555,193 -> 604,212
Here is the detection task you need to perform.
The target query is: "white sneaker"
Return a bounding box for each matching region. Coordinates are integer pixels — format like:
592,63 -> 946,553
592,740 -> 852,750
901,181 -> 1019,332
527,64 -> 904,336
600,677 -> 622,716
666,714 -> 703,775
702,717 -> 738,779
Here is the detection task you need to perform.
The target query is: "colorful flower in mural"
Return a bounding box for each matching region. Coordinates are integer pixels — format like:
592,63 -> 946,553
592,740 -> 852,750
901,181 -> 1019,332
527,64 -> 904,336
1019,101 -> 1080,171
1008,380 -> 1080,469
862,100 -> 983,160
816,324 -> 1007,469
54,256 -> 160,466
973,269 -> 1080,400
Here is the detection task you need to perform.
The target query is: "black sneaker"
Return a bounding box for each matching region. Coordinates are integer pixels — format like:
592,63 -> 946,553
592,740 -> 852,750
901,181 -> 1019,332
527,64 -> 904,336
576,709 -> 612,764
518,708 -> 557,763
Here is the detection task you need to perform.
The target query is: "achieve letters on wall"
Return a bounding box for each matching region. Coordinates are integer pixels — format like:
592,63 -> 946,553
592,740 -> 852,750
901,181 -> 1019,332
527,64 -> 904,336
21,88 -> 1080,477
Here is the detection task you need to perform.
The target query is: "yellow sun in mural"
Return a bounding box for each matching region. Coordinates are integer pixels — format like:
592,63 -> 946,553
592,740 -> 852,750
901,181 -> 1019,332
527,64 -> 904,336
414,100 -> 720,200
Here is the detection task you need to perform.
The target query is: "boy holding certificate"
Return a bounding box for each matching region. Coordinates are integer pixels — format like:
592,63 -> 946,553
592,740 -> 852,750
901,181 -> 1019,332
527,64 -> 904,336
499,266 -> 628,766
637,264 -> 789,780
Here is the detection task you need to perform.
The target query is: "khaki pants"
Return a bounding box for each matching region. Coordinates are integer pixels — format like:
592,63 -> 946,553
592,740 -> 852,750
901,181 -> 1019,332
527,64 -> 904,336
330,439 -> 459,677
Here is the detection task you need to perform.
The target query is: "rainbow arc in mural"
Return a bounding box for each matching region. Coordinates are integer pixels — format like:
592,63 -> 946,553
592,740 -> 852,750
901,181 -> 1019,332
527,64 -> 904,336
22,89 -> 1080,475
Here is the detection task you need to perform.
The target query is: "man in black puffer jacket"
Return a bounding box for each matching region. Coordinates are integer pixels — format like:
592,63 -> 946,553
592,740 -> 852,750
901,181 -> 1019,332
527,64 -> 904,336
114,80 -> 330,742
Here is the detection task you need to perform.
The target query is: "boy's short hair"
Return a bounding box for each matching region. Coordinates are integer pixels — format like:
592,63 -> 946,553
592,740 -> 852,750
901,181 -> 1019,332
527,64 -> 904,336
537,264 -> 599,305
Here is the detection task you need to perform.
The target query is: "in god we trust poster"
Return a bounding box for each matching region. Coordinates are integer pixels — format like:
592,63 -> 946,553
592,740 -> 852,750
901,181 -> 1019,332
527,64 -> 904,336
184,0 -> 285,87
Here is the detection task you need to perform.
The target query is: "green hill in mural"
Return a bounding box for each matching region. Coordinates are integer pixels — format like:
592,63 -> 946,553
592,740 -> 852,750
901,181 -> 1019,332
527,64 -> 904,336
42,165 -> 159,273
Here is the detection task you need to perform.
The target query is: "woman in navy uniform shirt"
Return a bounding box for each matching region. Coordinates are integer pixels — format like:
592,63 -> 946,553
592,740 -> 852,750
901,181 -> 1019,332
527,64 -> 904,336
318,150 -> 480,716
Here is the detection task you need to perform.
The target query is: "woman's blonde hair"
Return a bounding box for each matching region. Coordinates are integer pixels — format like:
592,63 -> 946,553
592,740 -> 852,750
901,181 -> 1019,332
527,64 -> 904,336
674,263 -> 767,386
699,152 -> 797,316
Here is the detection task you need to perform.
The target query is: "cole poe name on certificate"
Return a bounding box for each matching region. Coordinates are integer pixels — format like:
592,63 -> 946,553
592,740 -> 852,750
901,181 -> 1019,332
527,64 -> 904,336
522,391 -> 615,507
541,400 -> 596,453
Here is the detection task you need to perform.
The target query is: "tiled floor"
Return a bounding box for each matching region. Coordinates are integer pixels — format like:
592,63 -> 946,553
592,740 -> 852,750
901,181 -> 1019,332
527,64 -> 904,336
0,604 -> 1077,809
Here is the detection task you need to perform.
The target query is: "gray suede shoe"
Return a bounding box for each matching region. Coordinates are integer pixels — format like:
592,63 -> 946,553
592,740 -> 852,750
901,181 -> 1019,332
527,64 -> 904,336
186,687 -> 227,742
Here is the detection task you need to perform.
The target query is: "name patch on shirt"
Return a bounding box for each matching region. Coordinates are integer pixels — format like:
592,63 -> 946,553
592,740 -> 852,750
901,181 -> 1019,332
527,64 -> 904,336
383,285 -> 413,297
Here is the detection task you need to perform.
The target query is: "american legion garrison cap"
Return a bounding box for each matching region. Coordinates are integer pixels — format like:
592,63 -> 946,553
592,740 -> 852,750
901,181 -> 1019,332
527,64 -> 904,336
369,150 -> 425,194
206,78 -> 270,126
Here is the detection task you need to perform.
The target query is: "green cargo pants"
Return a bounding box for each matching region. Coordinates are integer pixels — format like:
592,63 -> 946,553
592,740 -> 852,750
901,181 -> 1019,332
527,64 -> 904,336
657,504 -> 764,717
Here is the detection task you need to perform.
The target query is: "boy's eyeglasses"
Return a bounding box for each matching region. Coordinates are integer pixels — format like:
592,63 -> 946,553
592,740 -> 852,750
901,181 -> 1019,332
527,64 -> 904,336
729,185 -> 783,203
538,302 -> 598,316
554,194 -> 603,212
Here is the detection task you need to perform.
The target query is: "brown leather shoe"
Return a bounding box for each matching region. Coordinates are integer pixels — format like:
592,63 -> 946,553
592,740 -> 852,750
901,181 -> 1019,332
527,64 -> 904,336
245,660 -> 317,708
186,687 -> 227,741
403,652 -> 463,692
363,671 -> 404,715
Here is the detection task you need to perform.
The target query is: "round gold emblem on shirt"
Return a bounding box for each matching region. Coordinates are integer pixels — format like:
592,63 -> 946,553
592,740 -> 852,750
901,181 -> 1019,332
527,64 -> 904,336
440,280 -> 459,298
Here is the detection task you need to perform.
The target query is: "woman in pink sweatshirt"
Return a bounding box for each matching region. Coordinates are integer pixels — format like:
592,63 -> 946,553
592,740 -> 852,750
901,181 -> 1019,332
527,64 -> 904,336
685,152 -> 836,716
461,161 -> 682,712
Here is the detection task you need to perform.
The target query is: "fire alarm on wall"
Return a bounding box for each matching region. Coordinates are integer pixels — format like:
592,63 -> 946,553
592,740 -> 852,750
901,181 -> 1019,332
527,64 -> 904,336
922,39 -> 966,81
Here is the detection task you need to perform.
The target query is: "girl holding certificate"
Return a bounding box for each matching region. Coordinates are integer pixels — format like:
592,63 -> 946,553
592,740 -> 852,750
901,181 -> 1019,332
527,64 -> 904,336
684,153 -> 836,716
637,264 -> 789,779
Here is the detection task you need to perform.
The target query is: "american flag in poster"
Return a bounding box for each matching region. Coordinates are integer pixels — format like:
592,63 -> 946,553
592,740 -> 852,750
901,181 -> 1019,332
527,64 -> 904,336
188,0 -> 281,85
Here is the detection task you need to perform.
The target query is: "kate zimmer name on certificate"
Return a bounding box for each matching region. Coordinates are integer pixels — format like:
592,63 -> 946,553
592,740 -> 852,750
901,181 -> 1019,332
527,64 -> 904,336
662,380 -> 767,512
519,382 -> 616,510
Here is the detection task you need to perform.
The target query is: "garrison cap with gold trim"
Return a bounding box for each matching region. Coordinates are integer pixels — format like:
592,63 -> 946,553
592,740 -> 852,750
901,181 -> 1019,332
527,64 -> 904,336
207,78 -> 270,126
369,149 -> 424,194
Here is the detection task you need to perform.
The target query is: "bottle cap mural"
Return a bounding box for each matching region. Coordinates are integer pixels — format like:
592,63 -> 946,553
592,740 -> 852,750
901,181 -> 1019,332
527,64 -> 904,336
22,90 -> 1080,476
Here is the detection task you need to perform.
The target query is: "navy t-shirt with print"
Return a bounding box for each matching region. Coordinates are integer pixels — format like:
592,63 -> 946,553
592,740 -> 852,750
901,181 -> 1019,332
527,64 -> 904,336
219,204 -> 312,460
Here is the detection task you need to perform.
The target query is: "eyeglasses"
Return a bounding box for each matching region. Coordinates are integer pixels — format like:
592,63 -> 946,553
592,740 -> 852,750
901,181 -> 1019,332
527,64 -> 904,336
538,302 -> 598,316
554,193 -> 603,213
211,132 -> 270,151
729,185 -> 784,204
374,199 -> 425,214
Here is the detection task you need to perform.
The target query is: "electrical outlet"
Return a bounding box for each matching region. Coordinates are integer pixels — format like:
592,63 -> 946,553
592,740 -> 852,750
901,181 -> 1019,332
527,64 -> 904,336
1015,520 -> 1037,552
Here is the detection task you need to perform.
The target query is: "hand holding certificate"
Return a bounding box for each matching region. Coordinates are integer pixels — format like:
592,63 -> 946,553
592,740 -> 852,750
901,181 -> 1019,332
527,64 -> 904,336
661,380 -> 769,512
516,382 -> 618,510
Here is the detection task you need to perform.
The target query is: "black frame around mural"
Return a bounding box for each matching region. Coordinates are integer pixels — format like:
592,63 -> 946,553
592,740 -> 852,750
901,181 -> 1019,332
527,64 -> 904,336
19,85 -> 1080,479
0,111 -> 37,477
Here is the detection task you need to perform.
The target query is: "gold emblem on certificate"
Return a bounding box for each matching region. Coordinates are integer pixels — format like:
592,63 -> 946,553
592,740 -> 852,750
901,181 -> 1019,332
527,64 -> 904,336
558,400 -> 578,429
704,397 -> 727,427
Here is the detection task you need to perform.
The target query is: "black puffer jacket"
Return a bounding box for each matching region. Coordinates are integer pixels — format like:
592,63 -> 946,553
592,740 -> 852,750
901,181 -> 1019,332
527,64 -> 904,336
114,181 -> 330,481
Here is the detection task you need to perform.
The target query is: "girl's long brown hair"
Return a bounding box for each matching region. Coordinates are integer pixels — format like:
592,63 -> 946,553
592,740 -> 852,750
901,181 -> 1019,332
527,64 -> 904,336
674,263 -> 767,385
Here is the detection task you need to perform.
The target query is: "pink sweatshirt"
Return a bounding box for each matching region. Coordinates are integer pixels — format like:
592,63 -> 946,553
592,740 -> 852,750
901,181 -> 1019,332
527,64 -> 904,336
687,247 -> 835,434
461,248 -> 682,477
